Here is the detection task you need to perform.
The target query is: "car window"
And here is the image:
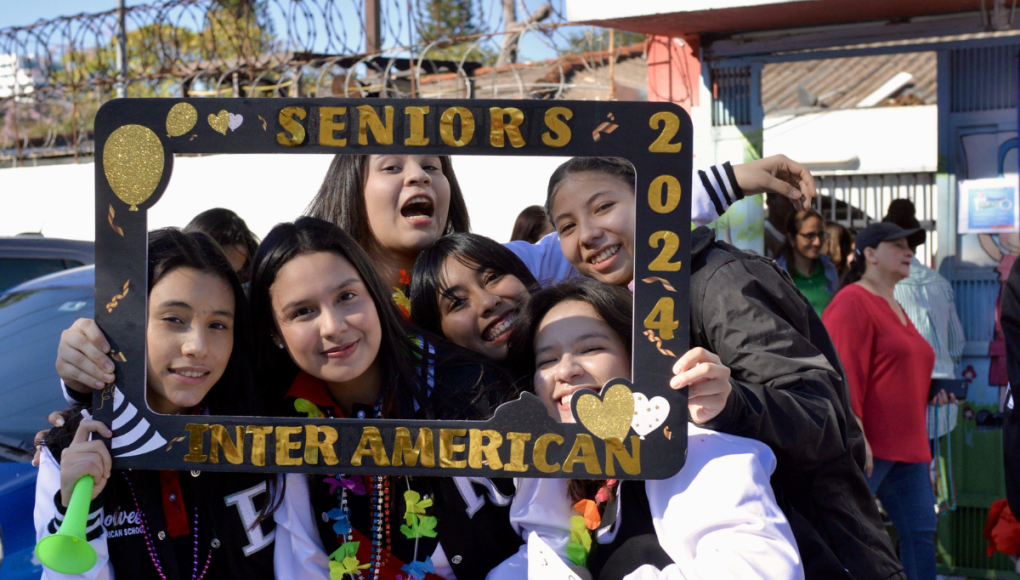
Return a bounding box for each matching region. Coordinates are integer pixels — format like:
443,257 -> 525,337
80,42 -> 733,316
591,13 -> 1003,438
0,258 -> 69,293
0,286 -> 94,460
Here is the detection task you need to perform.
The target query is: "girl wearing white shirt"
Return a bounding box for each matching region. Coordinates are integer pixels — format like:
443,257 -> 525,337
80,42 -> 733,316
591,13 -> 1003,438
495,279 -> 803,580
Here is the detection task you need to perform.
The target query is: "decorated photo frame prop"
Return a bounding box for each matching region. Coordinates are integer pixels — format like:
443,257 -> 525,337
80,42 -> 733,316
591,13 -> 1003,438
92,98 -> 692,479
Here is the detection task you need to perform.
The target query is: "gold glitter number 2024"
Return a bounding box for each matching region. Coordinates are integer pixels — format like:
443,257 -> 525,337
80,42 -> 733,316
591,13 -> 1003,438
648,112 -> 683,153
648,175 -> 681,214
649,231 -> 682,272
644,297 -> 680,341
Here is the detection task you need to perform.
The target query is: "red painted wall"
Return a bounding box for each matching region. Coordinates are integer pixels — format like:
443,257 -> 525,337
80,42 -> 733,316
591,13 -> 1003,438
646,35 -> 701,114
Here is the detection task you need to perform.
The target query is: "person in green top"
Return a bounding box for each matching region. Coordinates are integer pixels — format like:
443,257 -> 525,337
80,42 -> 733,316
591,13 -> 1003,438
776,209 -> 839,316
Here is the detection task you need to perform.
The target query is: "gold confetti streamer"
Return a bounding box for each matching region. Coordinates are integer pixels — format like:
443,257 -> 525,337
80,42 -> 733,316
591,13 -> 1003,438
592,121 -> 619,142
166,436 -> 186,451
108,204 -> 124,236
189,134 -> 198,141
96,385 -> 113,410
111,351 -> 127,362
641,276 -> 676,292
608,113 -> 615,120
664,426 -> 672,440
106,280 -> 130,313
258,115 -> 267,130
643,329 -> 676,357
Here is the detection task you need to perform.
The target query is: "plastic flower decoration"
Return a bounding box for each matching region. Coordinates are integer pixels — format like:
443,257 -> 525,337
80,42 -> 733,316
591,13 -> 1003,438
294,398 -> 323,418
326,508 -> 352,536
328,543 -> 369,579
400,490 -> 438,539
401,556 -> 435,580
565,515 -> 592,567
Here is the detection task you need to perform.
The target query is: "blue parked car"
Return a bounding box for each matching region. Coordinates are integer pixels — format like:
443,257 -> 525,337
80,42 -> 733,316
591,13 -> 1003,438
0,265 -> 94,580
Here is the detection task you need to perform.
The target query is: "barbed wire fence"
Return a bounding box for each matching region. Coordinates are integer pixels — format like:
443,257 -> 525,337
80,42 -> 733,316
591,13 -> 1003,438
0,0 -> 643,166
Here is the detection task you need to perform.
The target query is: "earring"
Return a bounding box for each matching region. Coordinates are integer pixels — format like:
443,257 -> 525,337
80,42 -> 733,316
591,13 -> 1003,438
277,343 -> 285,350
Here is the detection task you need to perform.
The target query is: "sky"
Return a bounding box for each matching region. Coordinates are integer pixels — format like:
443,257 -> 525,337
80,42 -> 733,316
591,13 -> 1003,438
0,0 -> 577,63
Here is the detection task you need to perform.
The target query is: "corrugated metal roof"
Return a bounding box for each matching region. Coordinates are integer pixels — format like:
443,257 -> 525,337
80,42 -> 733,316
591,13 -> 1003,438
761,51 -> 936,113
414,43 -> 938,111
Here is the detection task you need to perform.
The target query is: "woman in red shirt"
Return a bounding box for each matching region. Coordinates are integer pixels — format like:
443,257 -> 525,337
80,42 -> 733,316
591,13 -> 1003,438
824,222 -> 944,580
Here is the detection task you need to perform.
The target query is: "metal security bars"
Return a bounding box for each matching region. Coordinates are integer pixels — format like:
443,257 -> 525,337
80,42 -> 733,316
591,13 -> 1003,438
814,171 -> 938,266
711,66 -> 751,126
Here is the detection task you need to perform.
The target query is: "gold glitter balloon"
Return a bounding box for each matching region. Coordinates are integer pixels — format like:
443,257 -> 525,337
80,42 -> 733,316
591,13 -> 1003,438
166,102 -> 197,137
103,125 -> 164,211
575,383 -> 635,441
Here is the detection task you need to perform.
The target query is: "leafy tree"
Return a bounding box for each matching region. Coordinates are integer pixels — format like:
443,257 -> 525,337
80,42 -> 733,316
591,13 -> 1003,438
560,27 -> 645,56
415,0 -> 496,64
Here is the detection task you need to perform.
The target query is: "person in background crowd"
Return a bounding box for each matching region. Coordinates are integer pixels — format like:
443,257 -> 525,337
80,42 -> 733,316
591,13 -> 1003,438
824,222 -> 953,580
775,209 -> 839,316
822,221 -> 854,280
882,200 -> 964,434
184,208 -> 260,283
510,205 -> 554,243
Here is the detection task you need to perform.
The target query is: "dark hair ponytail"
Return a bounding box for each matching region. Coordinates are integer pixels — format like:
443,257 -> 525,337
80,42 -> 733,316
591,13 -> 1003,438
839,254 -> 866,291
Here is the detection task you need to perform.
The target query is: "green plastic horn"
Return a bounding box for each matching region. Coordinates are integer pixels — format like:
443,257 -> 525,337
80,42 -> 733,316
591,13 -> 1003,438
36,476 -> 99,574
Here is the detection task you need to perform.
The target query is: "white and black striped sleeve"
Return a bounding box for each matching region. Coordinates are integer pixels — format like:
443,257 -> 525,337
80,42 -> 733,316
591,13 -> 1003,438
692,162 -> 745,227
34,447 -> 113,579
62,378 -> 93,406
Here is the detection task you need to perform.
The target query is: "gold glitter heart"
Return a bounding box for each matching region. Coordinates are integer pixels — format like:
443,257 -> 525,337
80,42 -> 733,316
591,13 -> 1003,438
575,383 -> 634,441
207,110 -> 229,135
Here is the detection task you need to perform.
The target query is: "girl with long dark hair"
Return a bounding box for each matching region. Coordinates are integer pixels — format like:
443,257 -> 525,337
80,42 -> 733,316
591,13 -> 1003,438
304,154 -> 470,319
39,229 -> 275,580
247,217 -> 520,580
541,156 -> 904,580
410,233 -> 540,363
486,279 -> 802,579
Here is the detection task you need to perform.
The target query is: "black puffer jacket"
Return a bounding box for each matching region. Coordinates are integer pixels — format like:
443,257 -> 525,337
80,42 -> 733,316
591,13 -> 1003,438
689,226 -> 903,580
1000,258 -> 1020,516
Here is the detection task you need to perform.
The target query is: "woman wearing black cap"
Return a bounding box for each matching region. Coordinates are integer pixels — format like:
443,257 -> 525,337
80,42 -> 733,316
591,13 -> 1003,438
822,222 -> 944,580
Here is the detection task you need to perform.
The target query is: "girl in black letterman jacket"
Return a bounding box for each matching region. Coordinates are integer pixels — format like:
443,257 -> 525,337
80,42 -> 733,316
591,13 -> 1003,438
37,229 -> 276,580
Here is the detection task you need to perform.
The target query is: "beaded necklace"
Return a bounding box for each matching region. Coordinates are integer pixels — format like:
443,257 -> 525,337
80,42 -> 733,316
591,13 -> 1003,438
337,397 -> 392,579
123,472 -> 212,580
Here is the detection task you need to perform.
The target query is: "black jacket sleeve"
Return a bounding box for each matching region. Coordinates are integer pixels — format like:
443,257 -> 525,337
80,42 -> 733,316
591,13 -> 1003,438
1002,258 -> 1020,516
695,257 -> 848,471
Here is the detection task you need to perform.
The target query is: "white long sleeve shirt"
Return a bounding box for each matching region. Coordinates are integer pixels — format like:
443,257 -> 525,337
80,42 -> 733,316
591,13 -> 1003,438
487,425 -> 803,580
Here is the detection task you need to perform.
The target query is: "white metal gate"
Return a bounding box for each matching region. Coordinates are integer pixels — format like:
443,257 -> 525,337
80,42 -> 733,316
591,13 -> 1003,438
813,172 -> 938,266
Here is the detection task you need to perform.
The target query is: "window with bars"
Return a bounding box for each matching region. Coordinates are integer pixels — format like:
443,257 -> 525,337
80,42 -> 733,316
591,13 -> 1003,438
711,66 -> 752,126
950,44 -> 1019,113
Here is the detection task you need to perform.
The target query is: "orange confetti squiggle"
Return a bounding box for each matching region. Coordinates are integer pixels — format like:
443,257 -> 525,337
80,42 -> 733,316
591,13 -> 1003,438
643,329 -> 676,357
642,276 -> 676,292
106,280 -> 130,313
108,205 -> 124,236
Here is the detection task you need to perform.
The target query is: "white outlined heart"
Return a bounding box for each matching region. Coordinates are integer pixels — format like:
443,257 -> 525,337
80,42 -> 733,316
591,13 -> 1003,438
228,113 -> 243,131
631,392 -> 669,440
